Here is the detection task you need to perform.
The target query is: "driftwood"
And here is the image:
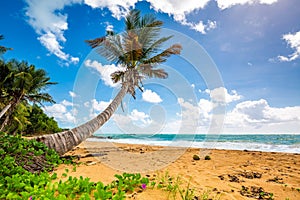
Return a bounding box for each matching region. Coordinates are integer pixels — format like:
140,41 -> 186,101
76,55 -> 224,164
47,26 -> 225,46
15,152 -> 53,173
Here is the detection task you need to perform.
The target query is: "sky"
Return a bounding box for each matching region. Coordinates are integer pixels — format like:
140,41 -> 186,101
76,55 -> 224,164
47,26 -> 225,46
1,0 -> 300,134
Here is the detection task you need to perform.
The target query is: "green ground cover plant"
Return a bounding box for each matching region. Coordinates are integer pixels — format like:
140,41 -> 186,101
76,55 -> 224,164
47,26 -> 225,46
0,132 -> 151,199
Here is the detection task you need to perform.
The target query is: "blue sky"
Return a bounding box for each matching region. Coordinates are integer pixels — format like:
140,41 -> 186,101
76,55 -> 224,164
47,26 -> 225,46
1,0 -> 300,134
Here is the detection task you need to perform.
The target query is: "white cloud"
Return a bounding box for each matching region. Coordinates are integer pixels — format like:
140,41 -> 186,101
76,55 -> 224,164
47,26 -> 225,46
142,89 -> 163,103
171,97 -> 300,134
25,0 -> 80,65
69,91 -> 77,98
84,99 -> 111,118
106,24 -> 114,32
112,113 -> 132,127
89,99 -> 111,112
186,20 -> 217,34
198,99 -> 213,114
112,109 -> 152,128
129,109 -> 152,125
43,100 -> 76,125
147,0 -> 217,34
148,0 -> 210,20
216,0 -> 278,10
177,98 -> 201,131
84,59 -> 124,88
61,100 -> 73,106
278,30 -> 300,62
224,99 -> 300,133
84,0 -> 137,19
205,87 -> 242,104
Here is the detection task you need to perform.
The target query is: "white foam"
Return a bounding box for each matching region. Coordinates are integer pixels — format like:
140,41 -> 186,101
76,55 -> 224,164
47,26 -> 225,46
87,138 -> 300,153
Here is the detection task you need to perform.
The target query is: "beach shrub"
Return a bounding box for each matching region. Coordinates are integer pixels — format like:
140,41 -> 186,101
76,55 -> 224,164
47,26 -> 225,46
23,104 -> 62,136
113,173 -> 149,192
193,154 -> 200,160
204,155 -> 211,160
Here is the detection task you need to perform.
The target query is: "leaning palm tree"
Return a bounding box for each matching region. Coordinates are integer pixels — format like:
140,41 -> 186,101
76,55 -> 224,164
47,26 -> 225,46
35,9 -> 182,155
0,60 -> 56,131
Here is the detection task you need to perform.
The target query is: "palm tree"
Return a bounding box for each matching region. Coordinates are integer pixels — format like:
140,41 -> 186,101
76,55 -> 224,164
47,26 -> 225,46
0,35 -> 12,57
35,9 -> 182,155
0,60 -> 56,131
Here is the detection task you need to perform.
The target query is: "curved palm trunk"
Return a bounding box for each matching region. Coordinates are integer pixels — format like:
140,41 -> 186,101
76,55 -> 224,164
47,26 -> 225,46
0,104 -> 11,120
35,84 -> 128,155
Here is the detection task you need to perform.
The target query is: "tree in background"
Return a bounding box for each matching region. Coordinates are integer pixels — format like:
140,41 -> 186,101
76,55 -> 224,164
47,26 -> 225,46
0,60 -> 56,132
0,35 -> 12,57
24,104 -> 62,136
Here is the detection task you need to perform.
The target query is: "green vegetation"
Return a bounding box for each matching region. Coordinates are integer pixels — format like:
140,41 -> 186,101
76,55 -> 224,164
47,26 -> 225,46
154,172 -> 221,200
0,58 -> 61,135
204,155 -> 211,160
0,132 -> 150,199
193,154 -> 200,160
23,104 -> 62,136
0,59 -> 56,133
0,35 -> 12,56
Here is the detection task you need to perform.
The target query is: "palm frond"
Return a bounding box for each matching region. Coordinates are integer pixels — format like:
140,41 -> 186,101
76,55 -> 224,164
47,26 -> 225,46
26,93 -> 56,104
142,36 -> 173,58
143,44 -> 182,65
96,35 -> 126,63
139,64 -> 168,79
85,37 -> 106,49
125,9 -> 141,31
111,70 -> 125,83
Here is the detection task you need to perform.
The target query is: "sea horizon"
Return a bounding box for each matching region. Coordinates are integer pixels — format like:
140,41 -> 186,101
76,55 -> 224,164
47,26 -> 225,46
88,133 -> 300,154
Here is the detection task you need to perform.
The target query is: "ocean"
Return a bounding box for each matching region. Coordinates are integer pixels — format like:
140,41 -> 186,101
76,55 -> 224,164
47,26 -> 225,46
88,134 -> 300,153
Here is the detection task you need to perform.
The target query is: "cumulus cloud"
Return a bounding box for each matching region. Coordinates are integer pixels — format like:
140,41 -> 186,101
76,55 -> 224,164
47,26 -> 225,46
84,0 -> 137,19
142,89 -> 163,103
177,98 -> 201,131
25,0 -> 80,65
148,0 -> 216,34
183,20 -> 217,34
216,0 -> 278,10
224,99 -> 300,132
278,30 -> 300,62
112,109 -> 152,127
172,85 -> 300,133
129,109 -> 152,125
84,59 -> 124,87
84,98 -> 111,118
198,99 -> 213,115
43,100 -> 76,126
205,87 -> 242,104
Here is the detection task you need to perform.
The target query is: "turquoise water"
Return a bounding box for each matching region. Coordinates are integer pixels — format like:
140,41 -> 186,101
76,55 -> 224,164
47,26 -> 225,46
90,134 -> 300,153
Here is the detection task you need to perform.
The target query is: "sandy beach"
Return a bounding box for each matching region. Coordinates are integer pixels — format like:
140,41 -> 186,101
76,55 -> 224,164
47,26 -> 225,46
54,141 -> 300,199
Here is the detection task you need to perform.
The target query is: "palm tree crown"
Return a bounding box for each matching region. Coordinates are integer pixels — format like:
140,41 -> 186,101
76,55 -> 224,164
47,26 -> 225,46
86,9 -> 182,98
